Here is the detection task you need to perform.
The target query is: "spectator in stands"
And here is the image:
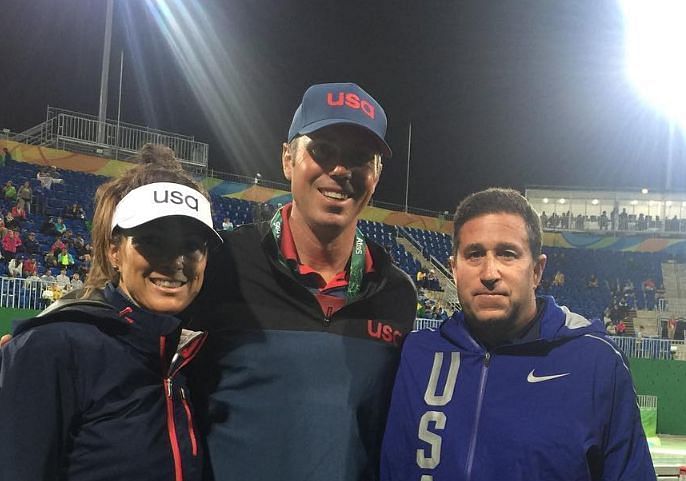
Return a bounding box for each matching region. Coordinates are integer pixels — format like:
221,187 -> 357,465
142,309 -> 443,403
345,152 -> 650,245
24,271 -> 41,293
221,216 -> 234,231
78,253 -> 92,278
667,317 -> 677,339
64,202 -> 86,220
552,270 -> 565,286
50,236 -> 67,256
16,181 -> 32,215
0,143 -> 219,480
667,215 -> 679,232
39,267 -> 56,286
416,268 -> 427,288
55,268 -> 71,290
10,201 -> 26,222
36,168 -> 53,189
4,211 -> 18,230
40,216 -> 56,235
36,166 -> 65,190
2,147 -> 13,163
637,213 -> 647,231
540,210 -> 548,228
416,300 -> 426,318
20,232 -> 40,256
70,272 -> 84,291
72,233 -> 85,252
3,180 -> 16,202
599,210 -> 609,230
0,218 -> 7,240
2,229 -> 21,260
57,247 -> 75,267
381,187 -> 654,481
7,255 -> 23,278
61,229 -> 74,249
587,273 -> 599,288
40,282 -> 55,307
619,208 -> 629,230
22,255 -> 37,278
44,250 -> 58,268
616,319 -> 627,336
53,216 -> 67,235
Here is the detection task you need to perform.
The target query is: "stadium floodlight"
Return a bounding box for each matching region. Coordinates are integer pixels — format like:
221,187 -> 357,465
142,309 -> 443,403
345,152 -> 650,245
641,188 -> 649,194
558,198 -> 566,204
542,198 -> 549,204
621,0 -> 686,131
591,199 -> 599,205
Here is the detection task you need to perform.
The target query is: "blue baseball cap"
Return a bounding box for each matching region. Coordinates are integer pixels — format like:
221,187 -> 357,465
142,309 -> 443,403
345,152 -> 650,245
288,82 -> 392,157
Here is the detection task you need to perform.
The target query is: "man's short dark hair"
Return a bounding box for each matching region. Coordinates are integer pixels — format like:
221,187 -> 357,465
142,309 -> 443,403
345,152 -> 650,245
452,188 -> 542,257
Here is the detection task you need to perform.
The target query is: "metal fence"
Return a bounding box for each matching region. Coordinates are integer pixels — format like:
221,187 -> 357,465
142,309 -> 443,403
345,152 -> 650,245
0,277 -> 53,310
413,319 -> 686,361
49,108 -> 209,168
13,107 -> 209,169
609,336 -> 686,360
638,394 -> 658,409
414,318 -> 443,330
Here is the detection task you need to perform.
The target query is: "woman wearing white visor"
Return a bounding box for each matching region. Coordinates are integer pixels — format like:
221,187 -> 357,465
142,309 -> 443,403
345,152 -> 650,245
0,144 -> 221,481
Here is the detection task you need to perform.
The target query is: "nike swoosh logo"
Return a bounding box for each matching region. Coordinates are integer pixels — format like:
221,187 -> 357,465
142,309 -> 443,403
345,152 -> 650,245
527,370 -> 570,383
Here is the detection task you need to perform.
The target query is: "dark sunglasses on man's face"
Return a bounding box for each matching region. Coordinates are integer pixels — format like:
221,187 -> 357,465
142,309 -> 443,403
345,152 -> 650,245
306,139 -> 380,170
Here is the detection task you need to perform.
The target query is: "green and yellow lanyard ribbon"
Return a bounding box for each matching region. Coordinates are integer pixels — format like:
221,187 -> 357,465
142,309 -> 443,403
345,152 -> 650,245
270,208 -> 365,300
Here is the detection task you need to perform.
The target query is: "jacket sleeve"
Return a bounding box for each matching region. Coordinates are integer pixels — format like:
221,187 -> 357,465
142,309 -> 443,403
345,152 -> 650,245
0,327 -> 79,481
602,352 -> 655,481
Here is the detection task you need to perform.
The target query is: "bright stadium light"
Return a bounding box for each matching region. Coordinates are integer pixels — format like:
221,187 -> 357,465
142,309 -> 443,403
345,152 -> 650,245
621,0 -> 686,131
542,198 -> 549,204
591,199 -> 599,205
641,188 -> 649,194
558,198 -> 566,204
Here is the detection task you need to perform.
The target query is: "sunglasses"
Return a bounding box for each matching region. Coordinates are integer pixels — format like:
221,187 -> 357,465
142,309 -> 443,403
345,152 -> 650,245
305,139 -> 381,169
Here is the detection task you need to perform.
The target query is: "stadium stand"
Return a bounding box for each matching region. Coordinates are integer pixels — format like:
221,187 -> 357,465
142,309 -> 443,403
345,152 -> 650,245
0,145 -> 682,347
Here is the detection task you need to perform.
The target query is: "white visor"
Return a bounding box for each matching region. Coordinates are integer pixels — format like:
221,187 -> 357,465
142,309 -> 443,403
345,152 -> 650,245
111,182 -> 222,246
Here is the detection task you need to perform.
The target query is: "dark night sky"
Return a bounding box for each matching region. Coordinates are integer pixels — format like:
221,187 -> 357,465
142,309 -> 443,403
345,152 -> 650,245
2,0 -> 685,213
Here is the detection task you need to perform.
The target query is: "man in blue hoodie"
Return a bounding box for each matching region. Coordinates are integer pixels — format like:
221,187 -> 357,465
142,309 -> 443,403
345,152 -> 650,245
381,188 -> 655,481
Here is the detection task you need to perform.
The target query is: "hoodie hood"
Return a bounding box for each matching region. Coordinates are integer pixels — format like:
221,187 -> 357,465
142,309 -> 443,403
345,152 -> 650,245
439,295 -> 606,352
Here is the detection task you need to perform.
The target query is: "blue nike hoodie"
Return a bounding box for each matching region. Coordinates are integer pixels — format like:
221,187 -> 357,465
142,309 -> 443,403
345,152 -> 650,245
381,296 -> 654,481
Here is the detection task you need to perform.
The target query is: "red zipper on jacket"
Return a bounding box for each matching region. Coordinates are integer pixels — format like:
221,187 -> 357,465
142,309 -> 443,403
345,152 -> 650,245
164,378 -> 184,481
161,337 -> 184,481
180,388 -> 198,456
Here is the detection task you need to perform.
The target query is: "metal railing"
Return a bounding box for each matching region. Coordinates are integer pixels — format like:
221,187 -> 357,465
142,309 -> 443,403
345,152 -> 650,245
14,107 -> 209,169
411,320 -> 686,361
0,277 -> 51,310
638,394 -> 658,409
415,318 -> 444,330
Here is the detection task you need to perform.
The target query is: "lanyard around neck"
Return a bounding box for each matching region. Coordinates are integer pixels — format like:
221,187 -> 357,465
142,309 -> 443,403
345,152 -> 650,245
270,208 -> 366,300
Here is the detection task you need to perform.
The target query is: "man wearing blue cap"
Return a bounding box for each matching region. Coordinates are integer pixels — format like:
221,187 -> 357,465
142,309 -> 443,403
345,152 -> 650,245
191,83 -> 417,480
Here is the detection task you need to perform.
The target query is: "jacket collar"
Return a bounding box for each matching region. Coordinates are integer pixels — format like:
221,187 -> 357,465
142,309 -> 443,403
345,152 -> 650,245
440,296 -> 604,352
254,220 -> 394,300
